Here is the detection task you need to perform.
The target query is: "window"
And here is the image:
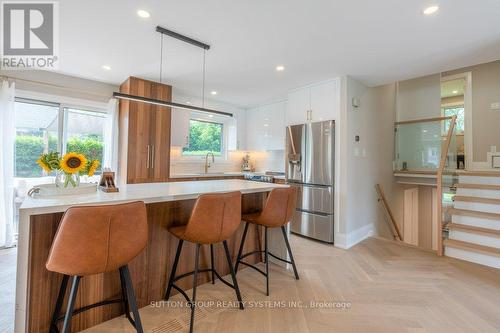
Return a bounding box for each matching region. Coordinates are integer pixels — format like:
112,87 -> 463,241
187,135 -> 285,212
14,100 -> 59,177
14,98 -> 106,178
65,108 -> 106,174
182,119 -> 223,156
442,105 -> 464,134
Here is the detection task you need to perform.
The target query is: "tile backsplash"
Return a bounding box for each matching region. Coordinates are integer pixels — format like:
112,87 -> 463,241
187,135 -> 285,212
170,148 -> 285,175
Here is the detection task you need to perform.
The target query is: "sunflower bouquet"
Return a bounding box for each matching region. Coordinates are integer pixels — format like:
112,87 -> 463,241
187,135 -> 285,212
37,151 -> 100,188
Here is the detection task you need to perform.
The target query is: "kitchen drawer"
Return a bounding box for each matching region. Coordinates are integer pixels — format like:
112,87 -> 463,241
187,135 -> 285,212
291,184 -> 333,214
291,210 -> 333,243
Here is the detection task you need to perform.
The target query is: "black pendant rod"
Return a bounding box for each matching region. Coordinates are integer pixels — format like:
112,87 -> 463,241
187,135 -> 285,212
156,26 -> 210,50
113,92 -> 233,118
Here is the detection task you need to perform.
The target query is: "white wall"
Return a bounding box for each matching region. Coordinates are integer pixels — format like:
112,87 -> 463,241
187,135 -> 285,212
1,70 -> 116,103
336,77 -> 397,248
396,74 -> 441,122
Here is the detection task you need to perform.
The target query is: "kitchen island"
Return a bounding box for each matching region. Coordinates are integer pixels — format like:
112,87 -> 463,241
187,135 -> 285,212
15,179 -> 286,333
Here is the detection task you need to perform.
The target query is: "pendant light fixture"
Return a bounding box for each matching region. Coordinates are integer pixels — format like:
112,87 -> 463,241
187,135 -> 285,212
113,26 -> 233,118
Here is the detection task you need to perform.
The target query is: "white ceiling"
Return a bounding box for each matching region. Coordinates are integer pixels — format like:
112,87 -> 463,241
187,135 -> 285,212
57,0 -> 500,108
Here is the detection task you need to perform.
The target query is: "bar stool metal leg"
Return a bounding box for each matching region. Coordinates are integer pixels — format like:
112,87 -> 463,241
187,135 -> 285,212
50,275 -> 69,333
61,276 -> 81,333
189,244 -> 201,333
234,222 -> 249,274
281,226 -> 300,280
210,244 -> 215,284
165,239 -> 184,300
119,268 -> 134,326
120,265 -> 144,333
264,226 -> 269,296
222,240 -> 244,310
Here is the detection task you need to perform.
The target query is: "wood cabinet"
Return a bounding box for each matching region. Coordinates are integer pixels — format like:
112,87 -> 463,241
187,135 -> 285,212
246,101 -> 286,151
286,78 -> 340,125
119,77 -> 172,184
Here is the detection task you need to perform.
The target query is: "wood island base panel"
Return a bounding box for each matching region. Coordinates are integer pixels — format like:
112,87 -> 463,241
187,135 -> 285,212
26,193 -> 266,333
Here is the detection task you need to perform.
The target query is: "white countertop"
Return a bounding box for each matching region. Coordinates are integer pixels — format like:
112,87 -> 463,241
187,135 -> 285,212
20,179 -> 286,215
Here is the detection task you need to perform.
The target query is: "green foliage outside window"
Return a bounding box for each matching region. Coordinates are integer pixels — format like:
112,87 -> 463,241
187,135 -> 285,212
15,135 -> 103,177
443,106 -> 465,134
66,135 -> 104,167
182,120 -> 223,156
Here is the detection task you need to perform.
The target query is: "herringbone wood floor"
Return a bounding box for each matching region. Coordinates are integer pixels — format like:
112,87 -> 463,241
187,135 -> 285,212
81,235 -> 500,333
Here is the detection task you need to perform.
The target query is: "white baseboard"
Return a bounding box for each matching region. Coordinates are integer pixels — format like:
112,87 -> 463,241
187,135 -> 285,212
335,223 -> 374,249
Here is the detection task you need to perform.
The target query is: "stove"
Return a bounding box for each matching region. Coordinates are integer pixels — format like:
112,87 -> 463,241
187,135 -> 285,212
243,174 -> 274,183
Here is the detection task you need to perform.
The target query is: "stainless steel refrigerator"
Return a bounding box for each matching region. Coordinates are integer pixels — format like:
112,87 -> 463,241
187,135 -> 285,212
286,120 -> 334,243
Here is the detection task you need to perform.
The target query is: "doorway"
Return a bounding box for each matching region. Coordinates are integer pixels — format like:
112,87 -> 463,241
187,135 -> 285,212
440,72 -> 472,170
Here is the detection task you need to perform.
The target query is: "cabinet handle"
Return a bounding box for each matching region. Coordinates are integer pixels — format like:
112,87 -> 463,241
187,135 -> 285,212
146,145 -> 150,169
151,145 -> 155,168
310,110 -> 313,120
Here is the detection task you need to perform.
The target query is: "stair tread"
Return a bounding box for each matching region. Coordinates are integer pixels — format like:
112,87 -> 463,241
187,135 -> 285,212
455,183 -> 500,190
457,171 -> 500,177
444,239 -> 500,257
448,208 -> 500,221
453,196 -> 500,205
447,223 -> 500,237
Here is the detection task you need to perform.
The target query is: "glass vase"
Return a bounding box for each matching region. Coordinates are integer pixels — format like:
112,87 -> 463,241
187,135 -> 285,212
55,171 -> 80,188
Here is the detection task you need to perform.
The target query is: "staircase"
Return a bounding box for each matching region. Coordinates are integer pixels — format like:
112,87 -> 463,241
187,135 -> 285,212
444,171 -> 500,269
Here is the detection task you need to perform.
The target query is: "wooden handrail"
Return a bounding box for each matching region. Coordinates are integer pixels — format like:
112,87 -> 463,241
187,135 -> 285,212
395,116 -> 453,125
436,115 -> 457,256
375,184 -> 403,241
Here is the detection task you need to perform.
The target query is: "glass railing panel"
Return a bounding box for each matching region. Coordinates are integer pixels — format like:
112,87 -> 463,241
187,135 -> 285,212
394,117 -> 458,172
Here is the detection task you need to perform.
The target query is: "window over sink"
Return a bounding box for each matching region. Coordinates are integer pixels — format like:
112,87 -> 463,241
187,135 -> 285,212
182,119 -> 223,156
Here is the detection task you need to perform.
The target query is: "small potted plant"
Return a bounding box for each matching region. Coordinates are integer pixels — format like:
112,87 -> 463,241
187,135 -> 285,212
37,151 -> 100,188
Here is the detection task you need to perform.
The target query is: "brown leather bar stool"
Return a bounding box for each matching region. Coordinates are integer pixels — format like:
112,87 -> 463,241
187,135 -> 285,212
46,201 -> 148,333
164,191 -> 244,333
235,187 -> 299,296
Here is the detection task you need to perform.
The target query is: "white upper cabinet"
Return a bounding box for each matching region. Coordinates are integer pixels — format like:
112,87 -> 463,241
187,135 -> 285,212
170,108 -> 190,147
286,78 -> 340,125
286,87 -> 310,125
246,101 -> 286,151
310,79 -> 339,121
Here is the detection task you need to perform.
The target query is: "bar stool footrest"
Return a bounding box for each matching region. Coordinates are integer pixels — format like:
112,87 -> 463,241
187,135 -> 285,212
52,298 -> 139,332
169,268 -> 239,304
238,261 -> 268,277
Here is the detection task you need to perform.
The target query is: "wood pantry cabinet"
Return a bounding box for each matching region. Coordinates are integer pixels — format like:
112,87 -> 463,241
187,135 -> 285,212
119,77 -> 172,184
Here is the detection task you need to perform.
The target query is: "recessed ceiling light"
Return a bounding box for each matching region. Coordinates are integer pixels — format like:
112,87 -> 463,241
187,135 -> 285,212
186,101 -> 191,104
208,114 -> 214,118
101,65 -> 111,71
452,90 -> 458,94
276,65 -> 285,71
137,10 -> 151,18
423,5 -> 439,15
211,91 -> 217,95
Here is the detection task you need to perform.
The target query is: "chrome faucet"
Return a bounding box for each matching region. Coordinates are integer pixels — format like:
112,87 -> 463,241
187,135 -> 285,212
204,152 -> 215,173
